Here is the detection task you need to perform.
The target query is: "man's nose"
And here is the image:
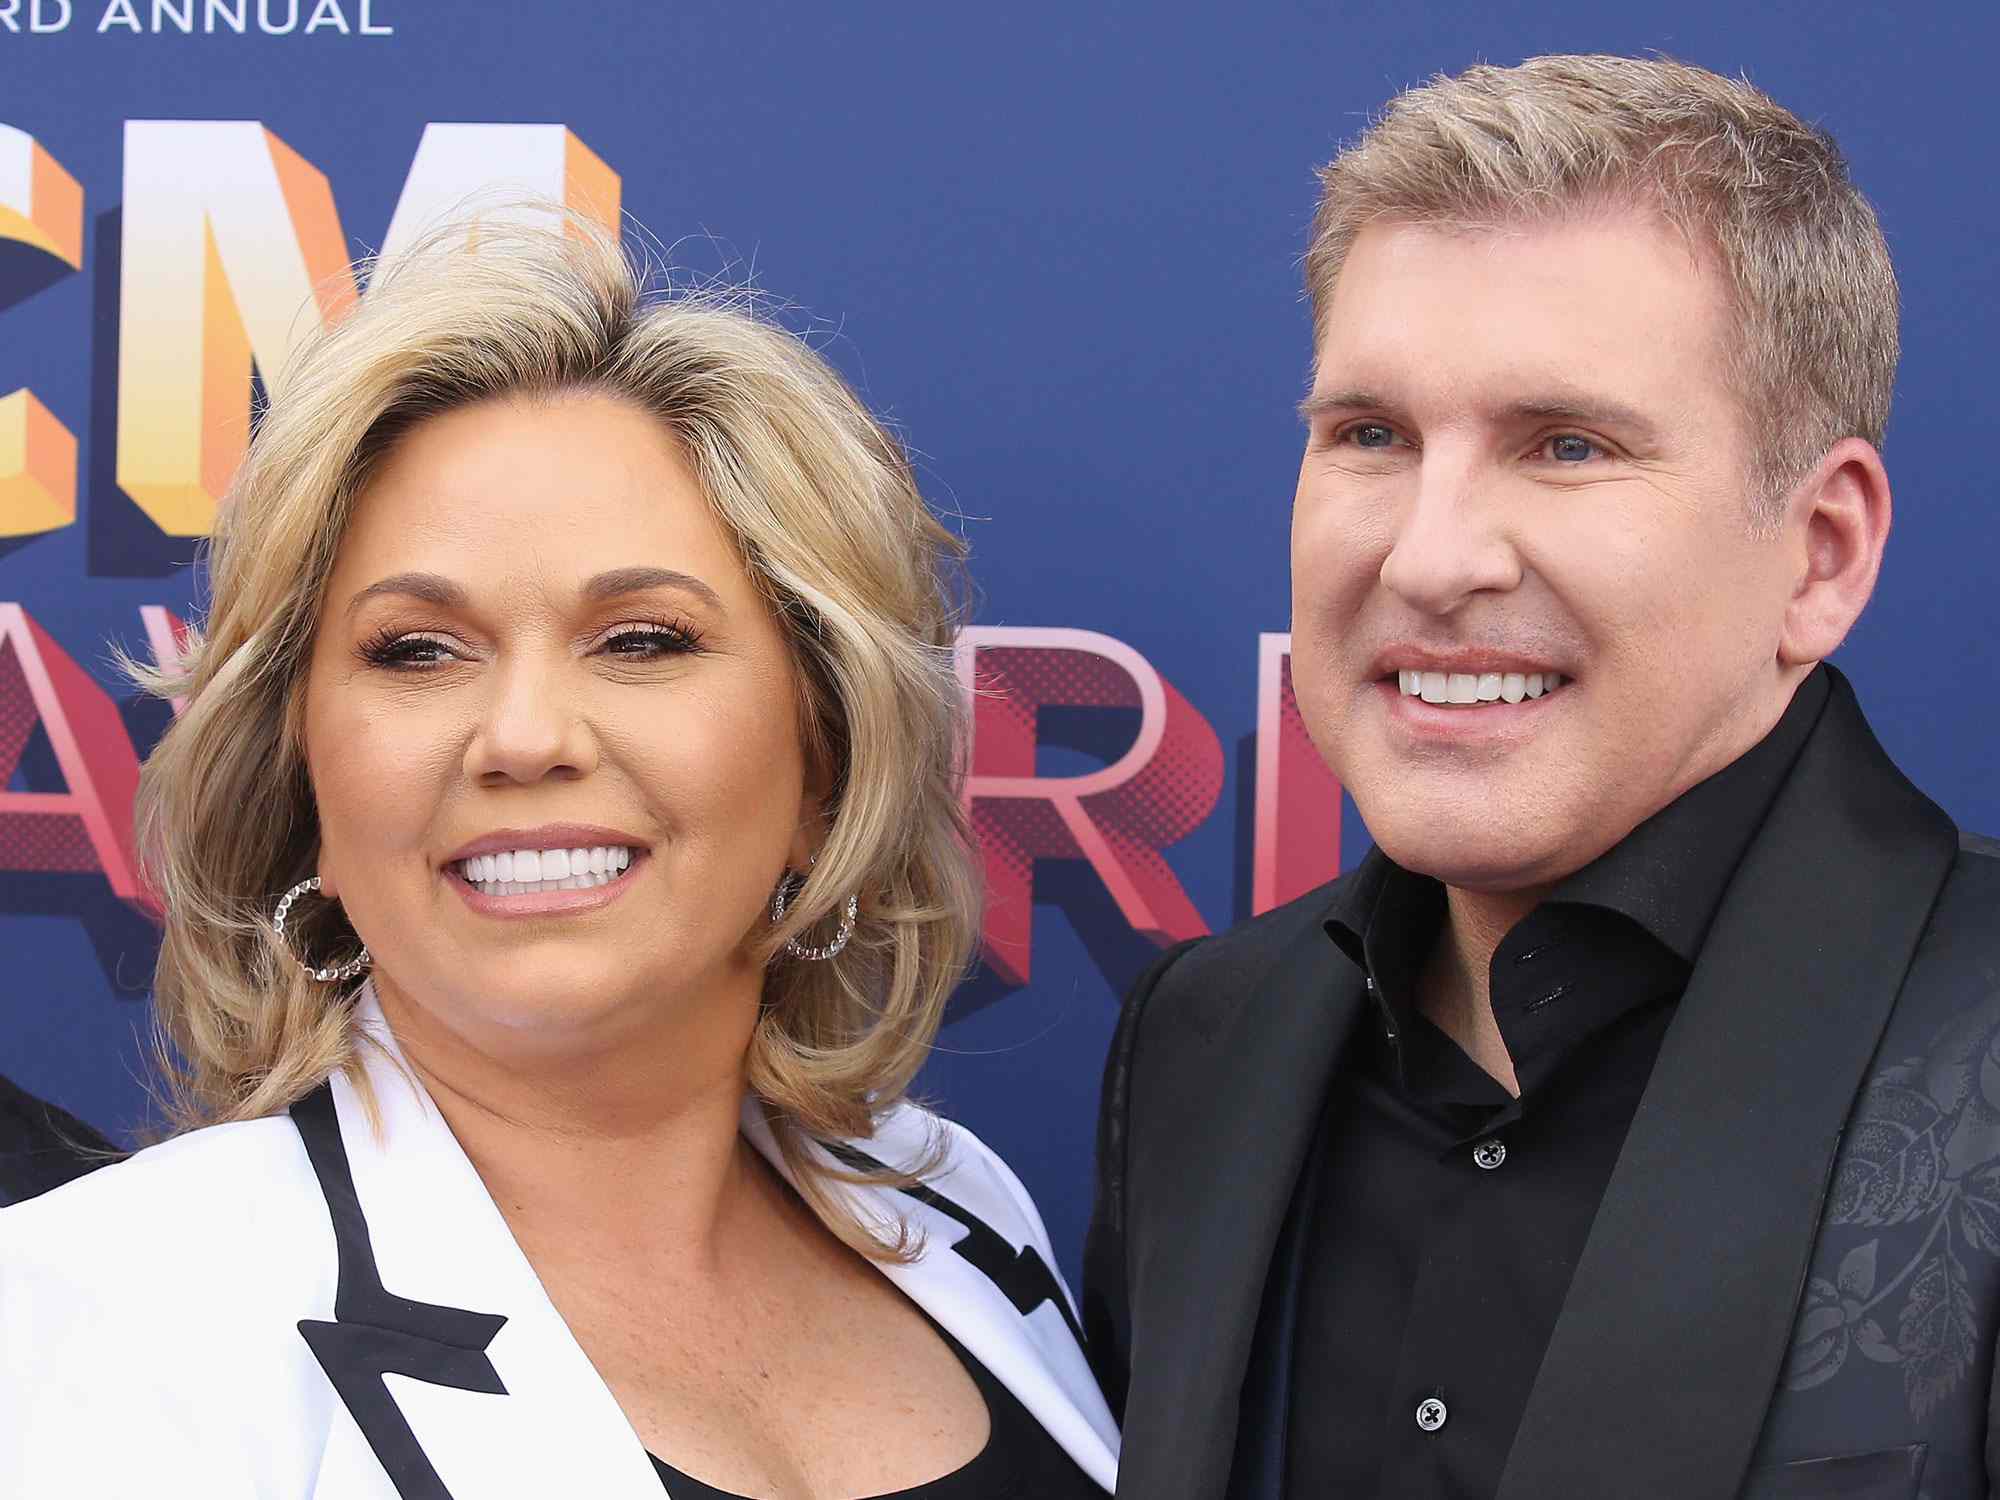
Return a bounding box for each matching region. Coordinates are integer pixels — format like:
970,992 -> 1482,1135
461,657 -> 600,786
1377,454 -> 1523,616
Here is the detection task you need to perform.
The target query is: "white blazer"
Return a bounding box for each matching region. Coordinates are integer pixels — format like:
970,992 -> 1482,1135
0,989 -> 1119,1498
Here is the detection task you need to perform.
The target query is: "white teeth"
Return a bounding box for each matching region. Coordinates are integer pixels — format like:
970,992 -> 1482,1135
458,844 -> 637,897
1394,668 -> 1570,707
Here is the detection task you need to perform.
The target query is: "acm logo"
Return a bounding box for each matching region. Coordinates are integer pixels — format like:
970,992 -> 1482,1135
0,120 -> 1340,987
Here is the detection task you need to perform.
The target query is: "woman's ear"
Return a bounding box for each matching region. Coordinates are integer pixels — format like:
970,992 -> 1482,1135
1777,437 -> 1892,667
788,747 -> 836,872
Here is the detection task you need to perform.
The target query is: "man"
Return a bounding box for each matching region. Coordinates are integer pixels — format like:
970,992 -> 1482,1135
0,1073 -> 110,1206
1084,54 -> 2000,1500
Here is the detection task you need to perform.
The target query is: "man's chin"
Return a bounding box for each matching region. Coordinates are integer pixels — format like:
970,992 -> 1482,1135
1364,820 -> 1581,895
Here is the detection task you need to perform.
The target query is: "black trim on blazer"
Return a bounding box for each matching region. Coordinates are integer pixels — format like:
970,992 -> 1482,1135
824,1139 -> 1088,1352
292,1083 -> 508,1500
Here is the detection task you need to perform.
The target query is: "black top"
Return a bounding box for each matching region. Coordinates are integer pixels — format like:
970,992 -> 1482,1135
647,1311 -> 1099,1499
1286,667 -> 1831,1498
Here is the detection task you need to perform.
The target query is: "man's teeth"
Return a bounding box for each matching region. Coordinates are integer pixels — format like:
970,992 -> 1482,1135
1396,669 -> 1568,706
458,845 -> 634,895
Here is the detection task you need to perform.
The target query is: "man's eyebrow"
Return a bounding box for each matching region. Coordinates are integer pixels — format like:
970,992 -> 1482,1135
1503,395 -> 1661,442
346,572 -> 469,616
582,566 -> 725,610
1298,388 -> 1390,422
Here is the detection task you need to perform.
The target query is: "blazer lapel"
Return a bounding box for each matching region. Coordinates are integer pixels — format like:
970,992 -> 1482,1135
304,1002 -> 664,1500
1114,913 -> 1365,1500
743,1105 -> 1122,1492
1497,674 -> 1960,1500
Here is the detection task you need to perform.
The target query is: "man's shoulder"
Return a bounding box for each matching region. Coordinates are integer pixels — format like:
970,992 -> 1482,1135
1956,828 -> 2000,867
1116,877 -> 1348,1054
1918,828 -> 2000,952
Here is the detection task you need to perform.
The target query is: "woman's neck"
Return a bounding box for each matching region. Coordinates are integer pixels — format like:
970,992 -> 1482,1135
368,969 -> 767,1269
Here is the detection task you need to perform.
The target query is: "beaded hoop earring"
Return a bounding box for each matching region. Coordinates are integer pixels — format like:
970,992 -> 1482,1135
272,876 -> 371,984
770,858 -> 858,962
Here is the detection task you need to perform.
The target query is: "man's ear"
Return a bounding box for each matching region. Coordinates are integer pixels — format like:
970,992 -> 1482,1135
1777,437 -> 1892,667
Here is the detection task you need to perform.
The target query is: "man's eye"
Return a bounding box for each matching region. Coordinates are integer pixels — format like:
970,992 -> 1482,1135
1547,435 -> 1598,463
1346,423 -> 1397,449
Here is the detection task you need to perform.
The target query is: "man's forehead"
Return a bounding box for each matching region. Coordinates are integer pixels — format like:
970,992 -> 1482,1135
1309,220 -> 1731,423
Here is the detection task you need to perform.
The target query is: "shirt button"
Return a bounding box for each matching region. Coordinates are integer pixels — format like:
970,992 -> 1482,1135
1415,1397 -> 1448,1433
1472,1138 -> 1507,1170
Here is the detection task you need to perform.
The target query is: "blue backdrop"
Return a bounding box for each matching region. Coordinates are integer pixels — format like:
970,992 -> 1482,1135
2,0 -> 1996,1285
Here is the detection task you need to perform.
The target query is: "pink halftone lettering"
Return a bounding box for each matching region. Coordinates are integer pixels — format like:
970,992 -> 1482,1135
138,604 -> 190,716
957,627 -> 1223,984
0,603 -> 153,911
1252,632 -> 1341,913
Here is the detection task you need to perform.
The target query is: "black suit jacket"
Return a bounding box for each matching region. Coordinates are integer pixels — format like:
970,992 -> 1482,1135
0,1073 -> 113,1206
1085,670 -> 2000,1500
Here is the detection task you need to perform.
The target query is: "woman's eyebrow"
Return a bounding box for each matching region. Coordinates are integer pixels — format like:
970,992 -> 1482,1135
346,572 -> 468,616
582,566 -> 725,610
345,567 -> 726,617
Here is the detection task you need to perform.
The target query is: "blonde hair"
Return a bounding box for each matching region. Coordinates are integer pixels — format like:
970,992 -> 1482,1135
1305,53 -> 1899,516
132,217 -> 978,1258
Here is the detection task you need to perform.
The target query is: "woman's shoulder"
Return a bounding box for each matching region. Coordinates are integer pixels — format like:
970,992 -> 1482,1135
864,1100 -> 1062,1260
0,1109 -> 333,1323
0,1113 -> 339,1488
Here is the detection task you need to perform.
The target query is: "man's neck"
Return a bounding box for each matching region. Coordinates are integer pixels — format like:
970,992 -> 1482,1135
1415,883 -> 1548,1098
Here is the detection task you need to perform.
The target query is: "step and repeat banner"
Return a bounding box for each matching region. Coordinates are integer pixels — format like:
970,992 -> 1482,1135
3,1 -> 1997,1279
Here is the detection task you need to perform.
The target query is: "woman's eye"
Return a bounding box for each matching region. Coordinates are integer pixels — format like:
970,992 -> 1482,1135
1546,434 -> 1599,463
602,626 -> 702,659
362,634 -> 457,669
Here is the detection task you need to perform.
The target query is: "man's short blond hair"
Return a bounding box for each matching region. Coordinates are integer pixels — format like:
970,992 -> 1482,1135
1305,54 -> 1898,515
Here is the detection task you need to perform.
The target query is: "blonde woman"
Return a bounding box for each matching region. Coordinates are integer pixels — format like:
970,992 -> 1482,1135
0,220 -> 1117,1499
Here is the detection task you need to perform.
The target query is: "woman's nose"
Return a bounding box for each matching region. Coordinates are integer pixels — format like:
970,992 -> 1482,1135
461,659 -> 600,785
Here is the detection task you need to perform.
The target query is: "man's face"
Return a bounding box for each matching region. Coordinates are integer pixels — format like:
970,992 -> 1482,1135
1292,212 -> 1804,894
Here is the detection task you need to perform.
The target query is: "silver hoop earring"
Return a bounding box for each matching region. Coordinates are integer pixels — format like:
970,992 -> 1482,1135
770,863 -> 858,962
272,876 -> 371,984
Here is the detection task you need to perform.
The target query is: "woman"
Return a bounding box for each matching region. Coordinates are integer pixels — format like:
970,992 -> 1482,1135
0,218 -> 1117,1498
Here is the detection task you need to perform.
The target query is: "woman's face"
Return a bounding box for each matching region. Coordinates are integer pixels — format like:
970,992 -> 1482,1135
302,392 -> 817,1065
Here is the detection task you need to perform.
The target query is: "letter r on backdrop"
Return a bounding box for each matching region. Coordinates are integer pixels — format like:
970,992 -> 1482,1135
957,627 -> 1224,984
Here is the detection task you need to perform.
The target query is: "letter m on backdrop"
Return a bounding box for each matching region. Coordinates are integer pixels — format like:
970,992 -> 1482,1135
116,121 -> 622,536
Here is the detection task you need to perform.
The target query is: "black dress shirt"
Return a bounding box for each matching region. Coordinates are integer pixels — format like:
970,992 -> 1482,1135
1285,668 -> 1832,1499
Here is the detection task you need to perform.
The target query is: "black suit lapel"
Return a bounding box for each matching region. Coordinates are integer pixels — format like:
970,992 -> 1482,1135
1498,674 -> 1959,1500
1116,913 -> 1364,1500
